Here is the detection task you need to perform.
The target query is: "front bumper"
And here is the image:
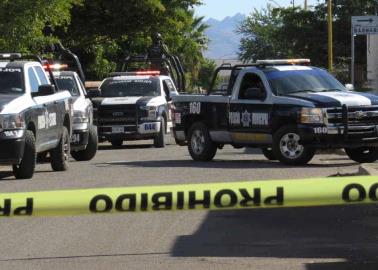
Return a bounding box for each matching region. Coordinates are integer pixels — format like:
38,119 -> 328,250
299,124 -> 378,148
98,121 -> 161,141
0,130 -> 25,165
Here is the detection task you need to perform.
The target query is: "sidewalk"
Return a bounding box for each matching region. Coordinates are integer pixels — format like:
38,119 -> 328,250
359,163 -> 378,175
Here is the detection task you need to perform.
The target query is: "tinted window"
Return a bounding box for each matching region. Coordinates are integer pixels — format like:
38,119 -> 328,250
28,68 -> 39,93
264,68 -> 345,96
100,79 -> 159,97
34,66 -> 49,85
56,75 -> 79,96
0,68 -> 24,94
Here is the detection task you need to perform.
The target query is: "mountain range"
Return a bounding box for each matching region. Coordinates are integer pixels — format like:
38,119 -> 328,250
203,13 -> 246,60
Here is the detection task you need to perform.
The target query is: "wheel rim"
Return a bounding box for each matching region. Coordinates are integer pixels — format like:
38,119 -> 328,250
279,132 -> 304,159
191,130 -> 205,155
63,135 -> 69,162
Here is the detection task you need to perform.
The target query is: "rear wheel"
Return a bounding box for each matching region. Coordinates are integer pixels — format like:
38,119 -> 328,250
345,147 -> 378,163
71,125 -> 98,161
50,127 -> 70,171
261,147 -> 277,160
154,118 -> 165,148
111,139 -> 123,148
187,122 -> 217,161
12,130 -> 36,179
273,125 -> 315,165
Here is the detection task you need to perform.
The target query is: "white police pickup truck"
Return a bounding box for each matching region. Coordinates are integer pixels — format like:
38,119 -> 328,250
172,59 -> 378,165
0,53 -> 73,179
90,71 -> 178,148
53,70 -> 98,161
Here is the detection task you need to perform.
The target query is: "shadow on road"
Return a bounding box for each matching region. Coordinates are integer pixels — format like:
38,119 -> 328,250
98,144 -> 155,151
0,171 -> 14,180
95,159 -> 357,169
171,205 -> 378,269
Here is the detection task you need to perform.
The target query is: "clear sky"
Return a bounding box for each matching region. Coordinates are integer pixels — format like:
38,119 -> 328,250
196,0 -> 320,20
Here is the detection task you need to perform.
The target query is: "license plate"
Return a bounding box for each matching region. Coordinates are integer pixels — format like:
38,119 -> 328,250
71,133 -> 80,143
112,126 -> 124,133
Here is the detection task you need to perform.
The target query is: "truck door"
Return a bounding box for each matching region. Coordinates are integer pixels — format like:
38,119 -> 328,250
229,71 -> 273,145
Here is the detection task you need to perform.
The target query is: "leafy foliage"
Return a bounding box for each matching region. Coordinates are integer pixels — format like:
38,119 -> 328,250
238,1 -> 378,71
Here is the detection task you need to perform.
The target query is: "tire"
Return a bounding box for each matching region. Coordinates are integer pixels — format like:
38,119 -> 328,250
272,125 -> 315,166
50,127 -> 70,171
261,147 -> 277,160
111,139 -> 123,148
187,122 -> 217,161
345,147 -> 378,163
154,118 -> 165,148
71,125 -> 98,161
12,130 -> 36,179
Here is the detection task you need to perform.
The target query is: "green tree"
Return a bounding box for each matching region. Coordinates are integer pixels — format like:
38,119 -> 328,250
238,1 -> 378,72
0,0 -> 80,53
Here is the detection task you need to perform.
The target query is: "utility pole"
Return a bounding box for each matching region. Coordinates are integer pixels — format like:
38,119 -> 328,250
327,0 -> 333,71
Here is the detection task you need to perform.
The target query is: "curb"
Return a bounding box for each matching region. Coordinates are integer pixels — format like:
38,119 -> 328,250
358,164 -> 378,176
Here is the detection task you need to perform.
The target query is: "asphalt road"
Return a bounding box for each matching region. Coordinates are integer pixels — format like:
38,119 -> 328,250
0,137 -> 377,270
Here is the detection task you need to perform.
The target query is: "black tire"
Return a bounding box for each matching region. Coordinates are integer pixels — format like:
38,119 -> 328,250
345,147 -> 378,163
272,125 -> 315,166
111,139 -> 123,148
187,122 -> 217,161
50,127 -> 70,171
12,130 -> 36,179
71,125 -> 98,161
154,118 -> 165,148
261,147 -> 277,160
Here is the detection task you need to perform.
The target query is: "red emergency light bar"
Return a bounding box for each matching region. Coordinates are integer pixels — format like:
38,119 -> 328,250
256,59 -> 311,65
134,70 -> 161,76
43,63 -> 69,71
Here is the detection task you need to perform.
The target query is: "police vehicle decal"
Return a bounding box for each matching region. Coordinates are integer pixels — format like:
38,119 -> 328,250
0,95 -> 34,114
314,91 -> 372,106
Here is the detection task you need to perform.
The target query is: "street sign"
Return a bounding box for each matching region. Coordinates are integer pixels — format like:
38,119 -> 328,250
352,16 -> 378,35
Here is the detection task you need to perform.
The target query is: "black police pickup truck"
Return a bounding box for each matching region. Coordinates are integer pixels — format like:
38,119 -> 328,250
172,59 -> 378,165
90,71 -> 178,148
0,53 -> 72,179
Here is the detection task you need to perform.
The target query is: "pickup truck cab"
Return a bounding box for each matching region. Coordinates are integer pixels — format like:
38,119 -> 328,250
172,59 -> 378,165
0,53 -> 73,179
90,71 -> 178,148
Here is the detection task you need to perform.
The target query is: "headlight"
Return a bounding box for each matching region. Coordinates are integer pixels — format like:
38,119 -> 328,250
140,105 -> 158,119
300,108 -> 327,124
0,114 -> 25,130
73,111 -> 89,124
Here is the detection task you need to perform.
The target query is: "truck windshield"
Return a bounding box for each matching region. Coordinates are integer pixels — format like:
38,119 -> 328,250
264,68 -> 346,96
0,68 -> 24,94
100,79 -> 159,97
55,75 -> 80,96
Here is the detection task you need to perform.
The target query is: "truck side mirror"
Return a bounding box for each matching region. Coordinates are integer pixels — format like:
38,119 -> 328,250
243,87 -> 266,100
87,88 -> 101,98
32,84 -> 56,97
345,84 -> 354,91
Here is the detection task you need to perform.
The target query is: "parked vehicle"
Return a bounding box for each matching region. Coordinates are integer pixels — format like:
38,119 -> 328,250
171,59 -> 378,165
0,53 -> 73,179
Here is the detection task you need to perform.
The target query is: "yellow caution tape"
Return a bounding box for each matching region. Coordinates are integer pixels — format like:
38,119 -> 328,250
0,176 -> 377,217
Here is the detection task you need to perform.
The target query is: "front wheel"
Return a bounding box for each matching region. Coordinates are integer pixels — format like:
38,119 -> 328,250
153,118 -> 165,148
50,127 -> 70,171
345,147 -> 378,163
187,122 -> 217,161
12,130 -> 36,179
71,125 -> 98,161
272,125 -> 315,166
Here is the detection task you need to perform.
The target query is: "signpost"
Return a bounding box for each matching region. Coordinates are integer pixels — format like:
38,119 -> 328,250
351,16 -> 378,85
